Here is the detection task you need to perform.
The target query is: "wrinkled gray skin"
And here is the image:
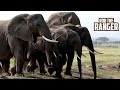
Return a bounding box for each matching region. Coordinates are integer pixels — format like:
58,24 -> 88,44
47,12 -> 96,79
47,25 -> 82,78
25,37 -> 59,75
0,14 -> 58,76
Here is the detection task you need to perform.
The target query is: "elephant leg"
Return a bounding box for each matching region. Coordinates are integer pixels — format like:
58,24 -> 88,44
55,52 -> 66,79
27,55 -> 37,73
64,49 -> 74,76
76,48 -> 82,79
15,55 -> 25,76
36,54 -> 47,74
23,60 -> 29,73
8,38 -> 27,76
77,57 -> 82,79
11,59 -> 16,76
10,47 -> 26,76
89,51 -> 96,79
1,60 -> 11,76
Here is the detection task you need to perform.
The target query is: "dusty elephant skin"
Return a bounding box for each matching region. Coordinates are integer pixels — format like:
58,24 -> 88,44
0,14 -> 58,77
47,12 -> 97,79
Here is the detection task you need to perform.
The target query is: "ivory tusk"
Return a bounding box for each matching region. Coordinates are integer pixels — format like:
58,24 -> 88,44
42,35 -> 58,43
82,54 -> 88,58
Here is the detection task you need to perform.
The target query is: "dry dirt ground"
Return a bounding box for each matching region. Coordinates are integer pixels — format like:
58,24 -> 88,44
0,64 -> 120,79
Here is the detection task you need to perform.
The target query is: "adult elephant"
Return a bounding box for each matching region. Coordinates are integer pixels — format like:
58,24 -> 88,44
47,12 -> 81,27
0,14 -> 58,76
59,24 -> 98,79
47,25 -> 82,78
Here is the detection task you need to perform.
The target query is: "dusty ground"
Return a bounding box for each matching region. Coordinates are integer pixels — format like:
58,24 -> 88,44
0,63 -> 120,79
0,46 -> 120,79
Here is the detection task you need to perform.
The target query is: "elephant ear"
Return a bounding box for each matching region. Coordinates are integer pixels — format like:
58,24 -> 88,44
7,14 -> 34,42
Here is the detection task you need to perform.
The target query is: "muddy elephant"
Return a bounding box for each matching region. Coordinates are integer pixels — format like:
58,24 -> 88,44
47,12 -> 81,27
0,14 -> 58,76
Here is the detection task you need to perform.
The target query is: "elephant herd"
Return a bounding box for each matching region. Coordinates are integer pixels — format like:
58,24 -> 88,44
0,12 -> 99,79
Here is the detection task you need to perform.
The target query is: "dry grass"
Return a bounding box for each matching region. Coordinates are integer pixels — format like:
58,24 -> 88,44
0,44 -> 120,79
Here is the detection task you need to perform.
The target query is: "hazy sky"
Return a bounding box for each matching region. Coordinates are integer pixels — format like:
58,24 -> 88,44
0,11 -> 120,40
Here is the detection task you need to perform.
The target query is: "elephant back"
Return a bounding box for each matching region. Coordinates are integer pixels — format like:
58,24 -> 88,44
47,12 -> 81,27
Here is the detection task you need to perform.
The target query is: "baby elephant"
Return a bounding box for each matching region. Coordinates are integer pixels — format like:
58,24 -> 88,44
22,36 -> 59,75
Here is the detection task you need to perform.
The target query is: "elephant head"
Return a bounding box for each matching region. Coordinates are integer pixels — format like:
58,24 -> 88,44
7,14 -> 58,66
47,12 -> 81,27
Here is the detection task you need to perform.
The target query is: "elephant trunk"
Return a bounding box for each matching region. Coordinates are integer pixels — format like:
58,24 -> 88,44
87,44 -> 97,79
45,50 -> 53,67
27,42 -> 35,59
38,23 -> 58,43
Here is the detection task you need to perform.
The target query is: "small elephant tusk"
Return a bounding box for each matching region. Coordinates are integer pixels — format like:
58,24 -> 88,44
75,24 -> 81,28
85,46 -> 96,55
82,54 -> 88,58
42,36 -> 58,43
94,50 -> 103,54
85,46 -> 103,54
75,51 -> 81,60
53,52 -> 57,58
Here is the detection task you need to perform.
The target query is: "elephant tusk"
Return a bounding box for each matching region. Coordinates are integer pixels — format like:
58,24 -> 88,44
53,52 -> 57,58
42,36 -> 58,43
27,52 -> 30,59
85,46 -> 103,54
59,54 -> 62,57
85,46 -> 96,55
75,24 -> 81,28
82,54 -> 88,58
94,50 -> 103,54
75,51 -> 81,60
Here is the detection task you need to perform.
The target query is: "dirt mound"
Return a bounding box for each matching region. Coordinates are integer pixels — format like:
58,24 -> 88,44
98,64 -> 120,71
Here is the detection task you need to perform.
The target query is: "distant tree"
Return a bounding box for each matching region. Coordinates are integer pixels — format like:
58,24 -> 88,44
96,37 -> 109,43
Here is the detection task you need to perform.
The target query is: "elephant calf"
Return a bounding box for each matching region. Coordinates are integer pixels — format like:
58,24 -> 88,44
22,36 -> 59,76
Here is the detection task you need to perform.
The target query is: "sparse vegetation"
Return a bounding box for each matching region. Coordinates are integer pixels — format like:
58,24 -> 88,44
0,43 -> 120,79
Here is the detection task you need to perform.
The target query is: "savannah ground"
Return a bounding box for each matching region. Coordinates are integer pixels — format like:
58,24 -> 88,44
0,43 -> 120,79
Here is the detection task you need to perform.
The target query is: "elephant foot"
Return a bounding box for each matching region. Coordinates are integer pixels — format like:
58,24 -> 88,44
27,66 -> 35,73
11,67 -> 16,76
0,65 -> 2,73
40,69 -> 47,75
48,67 -> 54,75
78,77 -> 83,79
94,76 -> 96,79
15,73 -> 24,77
55,74 -> 63,79
64,71 -> 72,76
2,72 -> 11,76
